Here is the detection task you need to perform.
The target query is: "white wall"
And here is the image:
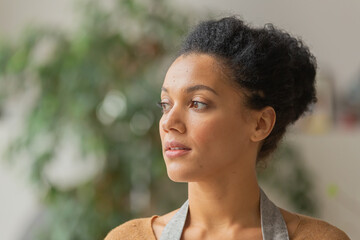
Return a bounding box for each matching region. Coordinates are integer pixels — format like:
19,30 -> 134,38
1,0 -> 359,239
0,0 -> 76,38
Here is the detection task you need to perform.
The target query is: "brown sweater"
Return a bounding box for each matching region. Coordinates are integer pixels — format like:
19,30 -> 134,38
105,214 -> 350,240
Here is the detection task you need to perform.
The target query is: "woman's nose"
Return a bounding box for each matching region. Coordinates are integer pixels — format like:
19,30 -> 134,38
161,105 -> 186,134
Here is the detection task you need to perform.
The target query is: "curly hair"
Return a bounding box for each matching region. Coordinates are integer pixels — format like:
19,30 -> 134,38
178,16 -> 317,161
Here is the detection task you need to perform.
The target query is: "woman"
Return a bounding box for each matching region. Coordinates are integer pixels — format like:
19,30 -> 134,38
105,16 -> 350,240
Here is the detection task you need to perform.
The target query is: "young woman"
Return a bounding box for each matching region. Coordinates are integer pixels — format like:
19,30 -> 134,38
106,16 -> 350,240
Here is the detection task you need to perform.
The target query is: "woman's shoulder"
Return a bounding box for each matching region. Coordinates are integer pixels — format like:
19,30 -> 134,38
295,213 -> 350,239
280,208 -> 350,240
104,215 -> 159,240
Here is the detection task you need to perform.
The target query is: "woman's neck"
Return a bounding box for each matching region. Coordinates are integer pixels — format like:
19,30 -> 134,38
187,168 -> 261,231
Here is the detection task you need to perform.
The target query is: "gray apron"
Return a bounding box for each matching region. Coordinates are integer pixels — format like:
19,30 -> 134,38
159,188 -> 289,240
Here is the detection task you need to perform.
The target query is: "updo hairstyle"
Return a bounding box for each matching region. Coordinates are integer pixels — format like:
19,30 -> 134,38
179,16 -> 317,161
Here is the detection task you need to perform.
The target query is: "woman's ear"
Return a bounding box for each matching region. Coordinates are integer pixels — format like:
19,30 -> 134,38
250,106 -> 276,142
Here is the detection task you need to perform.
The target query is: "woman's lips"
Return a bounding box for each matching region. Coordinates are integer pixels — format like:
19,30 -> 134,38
165,149 -> 191,158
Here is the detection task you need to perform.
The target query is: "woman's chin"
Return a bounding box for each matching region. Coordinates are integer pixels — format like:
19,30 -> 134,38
166,167 -> 199,183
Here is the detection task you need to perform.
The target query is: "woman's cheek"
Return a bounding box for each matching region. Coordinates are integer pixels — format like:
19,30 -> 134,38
190,116 -> 224,150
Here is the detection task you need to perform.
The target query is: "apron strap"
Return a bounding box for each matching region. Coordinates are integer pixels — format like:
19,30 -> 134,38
160,188 -> 289,240
260,188 -> 290,240
159,199 -> 189,240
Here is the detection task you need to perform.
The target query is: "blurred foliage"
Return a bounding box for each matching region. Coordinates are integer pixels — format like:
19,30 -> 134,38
0,0 -> 189,239
0,0 -> 316,239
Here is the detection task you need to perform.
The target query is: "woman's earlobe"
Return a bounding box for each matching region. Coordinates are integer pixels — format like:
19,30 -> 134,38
250,107 -> 276,142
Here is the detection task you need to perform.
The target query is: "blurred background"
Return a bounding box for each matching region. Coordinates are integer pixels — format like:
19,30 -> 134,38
0,0 -> 359,239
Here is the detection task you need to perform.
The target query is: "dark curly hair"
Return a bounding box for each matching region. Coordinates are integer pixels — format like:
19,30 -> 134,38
178,16 -> 317,161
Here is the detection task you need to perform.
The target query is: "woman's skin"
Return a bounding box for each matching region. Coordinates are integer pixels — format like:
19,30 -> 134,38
153,53 -> 300,239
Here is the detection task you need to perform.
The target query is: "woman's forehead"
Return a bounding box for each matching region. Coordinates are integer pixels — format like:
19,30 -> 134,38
162,53 -> 230,93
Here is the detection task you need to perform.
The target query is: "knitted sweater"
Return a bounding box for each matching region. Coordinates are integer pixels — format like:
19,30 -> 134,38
105,213 -> 350,240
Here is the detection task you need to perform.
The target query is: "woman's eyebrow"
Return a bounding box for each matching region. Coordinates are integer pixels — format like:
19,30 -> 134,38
161,84 -> 219,96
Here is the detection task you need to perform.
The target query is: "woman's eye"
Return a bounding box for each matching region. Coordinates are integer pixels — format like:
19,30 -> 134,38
190,101 -> 208,110
156,100 -> 208,113
156,101 -> 171,112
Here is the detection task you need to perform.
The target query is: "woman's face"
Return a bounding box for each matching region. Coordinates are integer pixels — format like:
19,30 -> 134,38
159,53 -> 257,182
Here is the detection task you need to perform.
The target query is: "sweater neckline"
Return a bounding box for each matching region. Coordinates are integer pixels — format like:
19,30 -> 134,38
149,215 -> 160,240
150,189 -> 292,240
